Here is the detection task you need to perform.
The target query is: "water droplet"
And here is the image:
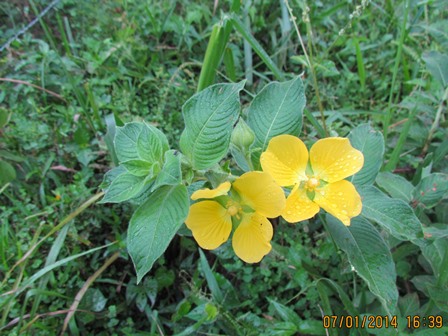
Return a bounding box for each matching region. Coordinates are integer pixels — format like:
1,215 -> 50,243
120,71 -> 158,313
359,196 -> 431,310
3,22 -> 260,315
337,192 -> 343,196
286,210 -> 292,215
341,210 -> 348,215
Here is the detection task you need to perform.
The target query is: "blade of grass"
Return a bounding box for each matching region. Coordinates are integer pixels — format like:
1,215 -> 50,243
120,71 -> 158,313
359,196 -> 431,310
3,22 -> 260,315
197,24 -> 226,92
60,251 -> 120,336
384,106 -> 417,171
383,0 -> 410,141
422,87 -> 448,155
1,192 -> 105,287
29,224 -> 71,321
198,249 -> 223,303
243,2 -> 253,86
230,15 -> 284,81
283,0 -> 328,137
223,47 -> 236,82
353,37 -> 366,91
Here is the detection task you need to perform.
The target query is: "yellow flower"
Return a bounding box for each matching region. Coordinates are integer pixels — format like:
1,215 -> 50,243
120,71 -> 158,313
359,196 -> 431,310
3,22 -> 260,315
260,135 -> 364,226
185,172 -> 286,263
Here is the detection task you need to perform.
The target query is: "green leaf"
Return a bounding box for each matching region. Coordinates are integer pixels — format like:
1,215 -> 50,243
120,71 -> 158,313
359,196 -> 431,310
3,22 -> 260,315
128,184 -> 189,283
104,113 -> 120,166
247,76 -> 305,167
422,51 -> 448,87
121,159 -> 153,177
100,165 -> 127,190
326,215 -> 398,315
151,150 -> 182,191
411,173 -> 448,209
376,172 -> 414,202
421,238 -> 448,285
0,108 -> 11,128
348,124 -> 384,186
115,122 -> 168,164
199,249 -> 224,303
359,186 -> 424,241
0,160 -> 16,184
180,81 -> 245,170
100,172 -> 146,203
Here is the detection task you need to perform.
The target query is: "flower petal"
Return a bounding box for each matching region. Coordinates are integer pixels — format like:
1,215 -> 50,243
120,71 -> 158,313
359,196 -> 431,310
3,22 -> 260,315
313,180 -> 362,226
232,213 -> 273,263
191,181 -> 231,200
232,171 -> 285,218
282,185 -> 320,223
309,137 -> 364,183
260,135 -> 308,186
185,201 -> 232,249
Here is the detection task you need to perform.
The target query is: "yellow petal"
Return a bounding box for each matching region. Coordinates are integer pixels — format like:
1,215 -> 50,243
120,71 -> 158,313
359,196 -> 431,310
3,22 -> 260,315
232,213 -> 273,263
191,181 -> 231,200
260,135 -> 308,186
232,171 -> 285,218
313,180 -> 362,226
185,201 -> 232,249
309,137 -> 364,183
282,185 -> 320,223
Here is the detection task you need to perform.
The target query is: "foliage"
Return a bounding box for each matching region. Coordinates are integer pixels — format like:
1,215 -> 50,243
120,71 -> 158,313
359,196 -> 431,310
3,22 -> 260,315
0,0 -> 447,335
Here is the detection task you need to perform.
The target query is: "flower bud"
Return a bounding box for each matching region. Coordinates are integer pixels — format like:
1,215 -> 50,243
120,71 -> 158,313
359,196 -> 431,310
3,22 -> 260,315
231,118 -> 255,150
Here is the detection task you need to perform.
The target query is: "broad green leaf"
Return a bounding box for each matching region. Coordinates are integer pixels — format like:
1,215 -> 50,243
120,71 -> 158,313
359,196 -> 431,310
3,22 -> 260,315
152,150 -> 182,191
115,122 -> 168,164
104,113 -> 121,166
0,160 -> 16,184
376,172 -> 414,202
411,173 -> 448,209
121,159 -> 153,177
128,184 -> 189,283
422,51 -> 448,87
247,76 -> 305,167
137,123 -> 169,163
100,165 -> 127,190
180,81 -> 245,170
359,185 -> 424,241
421,238 -> 448,285
348,124 -> 384,186
100,172 -> 146,203
326,215 -> 398,315
398,293 -> 420,317
427,285 -> 448,312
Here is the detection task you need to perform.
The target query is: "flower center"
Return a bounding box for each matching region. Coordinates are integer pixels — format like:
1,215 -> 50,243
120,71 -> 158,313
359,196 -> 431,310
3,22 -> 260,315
305,177 -> 320,191
226,201 -> 242,218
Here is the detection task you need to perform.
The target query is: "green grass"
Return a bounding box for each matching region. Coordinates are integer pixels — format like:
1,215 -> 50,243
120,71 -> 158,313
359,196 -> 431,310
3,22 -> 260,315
1,0 -> 447,334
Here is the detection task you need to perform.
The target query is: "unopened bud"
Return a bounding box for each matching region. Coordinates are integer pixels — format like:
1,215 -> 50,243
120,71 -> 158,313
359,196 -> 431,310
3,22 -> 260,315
231,118 -> 255,150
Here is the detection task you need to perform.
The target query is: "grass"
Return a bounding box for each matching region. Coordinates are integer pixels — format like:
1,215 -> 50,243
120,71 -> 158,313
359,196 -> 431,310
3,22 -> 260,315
1,0 -> 447,334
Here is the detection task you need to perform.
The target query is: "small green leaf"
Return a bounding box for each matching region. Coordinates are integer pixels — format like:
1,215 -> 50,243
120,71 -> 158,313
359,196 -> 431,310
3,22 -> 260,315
121,159 -> 153,176
128,184 -> 189,283
376,172 -> 414,202
100,172 -> 146,203
247,76 -> 305,168
0,108 -> 11,128
199,249 -> 223,303
180,81 -> 245,170
115,122 -> 168,164
0,160 -> 16,184
422,51 -> 448,87
326,215 -> 398,316
421,238 -> 448,285
411,173 -> 448,209
151,150 -> 182,191
348,124 -> 384,186
359,185 -> 424,241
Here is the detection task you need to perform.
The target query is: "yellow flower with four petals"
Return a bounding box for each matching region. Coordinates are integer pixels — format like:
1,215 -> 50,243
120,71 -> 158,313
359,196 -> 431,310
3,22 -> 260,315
185,172 -> 286,263
261,135 -> 364,226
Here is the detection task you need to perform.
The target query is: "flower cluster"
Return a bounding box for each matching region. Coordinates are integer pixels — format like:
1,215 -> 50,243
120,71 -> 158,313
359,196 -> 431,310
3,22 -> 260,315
185,135 -> 364,263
